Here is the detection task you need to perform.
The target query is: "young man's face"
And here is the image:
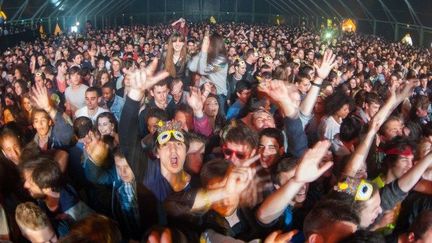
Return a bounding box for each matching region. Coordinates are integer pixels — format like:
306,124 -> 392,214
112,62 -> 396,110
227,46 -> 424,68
102,87 -> 115,102
170,82 -> 184,104
85,91 -> 99,110
114,156 -> 134,183
70,72 -> 82,86
297,79 -> 311,94
174,111 -> 193,132
33,112 -> 51,137
151,85 -> 169,106
258,135 -> 282,168
236,89 -> 251,104
364,102 -> 380,119
359,191 -> 382,228
23,170 -> 45,199
222,142 -> 256,167
158,141 -> 187,174
1,135 -> 22,165
207,176 -> 239,217
382,120 -> 404,142
391,153 -> 414,179
252,111 -> 275,131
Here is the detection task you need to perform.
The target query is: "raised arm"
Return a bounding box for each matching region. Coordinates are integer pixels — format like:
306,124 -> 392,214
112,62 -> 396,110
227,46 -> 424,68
187,87 -> 213,137
171,18 -> 183,27
197,34 -> 210,75
300,49 -> 337,117
343,81 -> 414,177
31,84 -> 74,146
256,141 -> 333,225
398,152 -> 432,192
119,59 -> 169,164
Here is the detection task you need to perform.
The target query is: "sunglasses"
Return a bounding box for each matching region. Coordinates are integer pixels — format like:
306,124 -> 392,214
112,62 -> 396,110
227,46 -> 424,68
222,146 -> 247,160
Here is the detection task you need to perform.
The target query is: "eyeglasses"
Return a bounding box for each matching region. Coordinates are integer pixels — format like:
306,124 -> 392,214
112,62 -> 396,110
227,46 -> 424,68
222,146 -> 247,160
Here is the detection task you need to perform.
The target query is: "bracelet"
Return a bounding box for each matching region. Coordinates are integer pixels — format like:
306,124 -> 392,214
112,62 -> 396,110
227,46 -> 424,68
311,82 -> 322,88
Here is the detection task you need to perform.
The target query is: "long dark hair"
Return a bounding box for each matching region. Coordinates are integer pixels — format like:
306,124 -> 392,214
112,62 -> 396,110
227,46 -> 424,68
165,32 -> 187,78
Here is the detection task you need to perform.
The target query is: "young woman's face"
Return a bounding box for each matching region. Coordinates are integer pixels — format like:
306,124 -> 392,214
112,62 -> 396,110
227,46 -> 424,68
100,73 -> 110,85
172,39 -> 185,53
98,117 -> 114,136
204,97 -> 219,118
22,97 -> 32,112
14,82 -> 23,96
3,109 -> 15,123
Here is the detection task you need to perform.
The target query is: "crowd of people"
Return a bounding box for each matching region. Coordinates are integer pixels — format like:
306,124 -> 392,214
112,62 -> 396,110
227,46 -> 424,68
1,17 -> 432,242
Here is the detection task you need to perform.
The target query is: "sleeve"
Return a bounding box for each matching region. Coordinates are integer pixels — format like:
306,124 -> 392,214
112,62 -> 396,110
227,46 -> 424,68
82,156 -> 116,186
193,115 -> 213,137
380,180 -> 408,211
284,116 -> 308,158
197,52 -> 209,75
119,97 -> 148,181
51,111 -> 74,147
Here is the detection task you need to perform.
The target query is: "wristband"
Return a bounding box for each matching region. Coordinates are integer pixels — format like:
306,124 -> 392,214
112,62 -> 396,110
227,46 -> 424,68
311,82 -> 322,88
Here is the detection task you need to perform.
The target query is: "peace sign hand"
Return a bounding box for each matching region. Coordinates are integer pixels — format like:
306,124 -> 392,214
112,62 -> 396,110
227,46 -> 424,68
126,58 -> 169,101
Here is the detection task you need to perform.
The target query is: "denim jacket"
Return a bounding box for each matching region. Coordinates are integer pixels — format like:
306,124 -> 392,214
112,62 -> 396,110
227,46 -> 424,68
33,111 -> 74,150
109,95 -> 125,121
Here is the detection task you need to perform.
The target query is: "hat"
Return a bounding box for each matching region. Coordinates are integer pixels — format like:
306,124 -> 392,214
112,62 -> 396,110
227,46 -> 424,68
334,177 -> 374,201
155,121 -> 185,146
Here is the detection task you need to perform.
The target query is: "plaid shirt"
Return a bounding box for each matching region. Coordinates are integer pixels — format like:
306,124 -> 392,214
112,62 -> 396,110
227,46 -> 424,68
115,179 -> 141,237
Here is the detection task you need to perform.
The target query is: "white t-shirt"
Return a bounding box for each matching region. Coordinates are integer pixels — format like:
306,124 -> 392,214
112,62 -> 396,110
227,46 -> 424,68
75,106 -> 108,123
65,84 -> 89,109
318,116 -> 341,141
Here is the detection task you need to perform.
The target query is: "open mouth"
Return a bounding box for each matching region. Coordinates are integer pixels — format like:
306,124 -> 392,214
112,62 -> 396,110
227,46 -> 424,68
170,157 -> 179,168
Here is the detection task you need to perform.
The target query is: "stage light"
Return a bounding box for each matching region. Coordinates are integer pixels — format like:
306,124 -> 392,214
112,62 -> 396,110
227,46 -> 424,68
324,31 -> 332,39
71,26 -> 78,33
76,22 -> 79,26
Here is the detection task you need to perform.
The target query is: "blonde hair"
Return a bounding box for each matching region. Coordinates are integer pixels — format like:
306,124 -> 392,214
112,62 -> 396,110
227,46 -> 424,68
15,202 -> 49,230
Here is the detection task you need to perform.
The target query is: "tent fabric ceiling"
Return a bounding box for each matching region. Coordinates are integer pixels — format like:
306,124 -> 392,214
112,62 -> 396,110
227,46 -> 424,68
2,0 -> 432,27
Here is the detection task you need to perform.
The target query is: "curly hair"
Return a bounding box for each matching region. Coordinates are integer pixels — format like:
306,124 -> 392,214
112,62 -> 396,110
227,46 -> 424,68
324,91 -> 354,116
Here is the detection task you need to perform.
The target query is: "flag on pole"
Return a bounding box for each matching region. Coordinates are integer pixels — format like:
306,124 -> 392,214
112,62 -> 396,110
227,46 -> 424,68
0,9 -> 7,24
39,24 -> 46,39
210,16 -> 216,24
54,23 -> 62,35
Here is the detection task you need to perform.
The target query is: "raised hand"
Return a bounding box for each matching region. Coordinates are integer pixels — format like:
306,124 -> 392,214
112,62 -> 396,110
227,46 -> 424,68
397,79 -> 415,102
258,80 -> 288,104
224,167 -> 255,195
31,84 -> 51,111
201,35 -> 210,53
201,82 -> 212,102
84,130 -> 109,166
126,58 -> 169,101
294,140 -> 333,183
314,49 -> 337,81
264,230 -> 298,243
259,80 -> 299,118
187,87 -> 204,117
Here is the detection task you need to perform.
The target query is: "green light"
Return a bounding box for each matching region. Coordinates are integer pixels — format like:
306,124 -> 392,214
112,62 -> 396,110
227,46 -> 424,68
324,31 -> 332,39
